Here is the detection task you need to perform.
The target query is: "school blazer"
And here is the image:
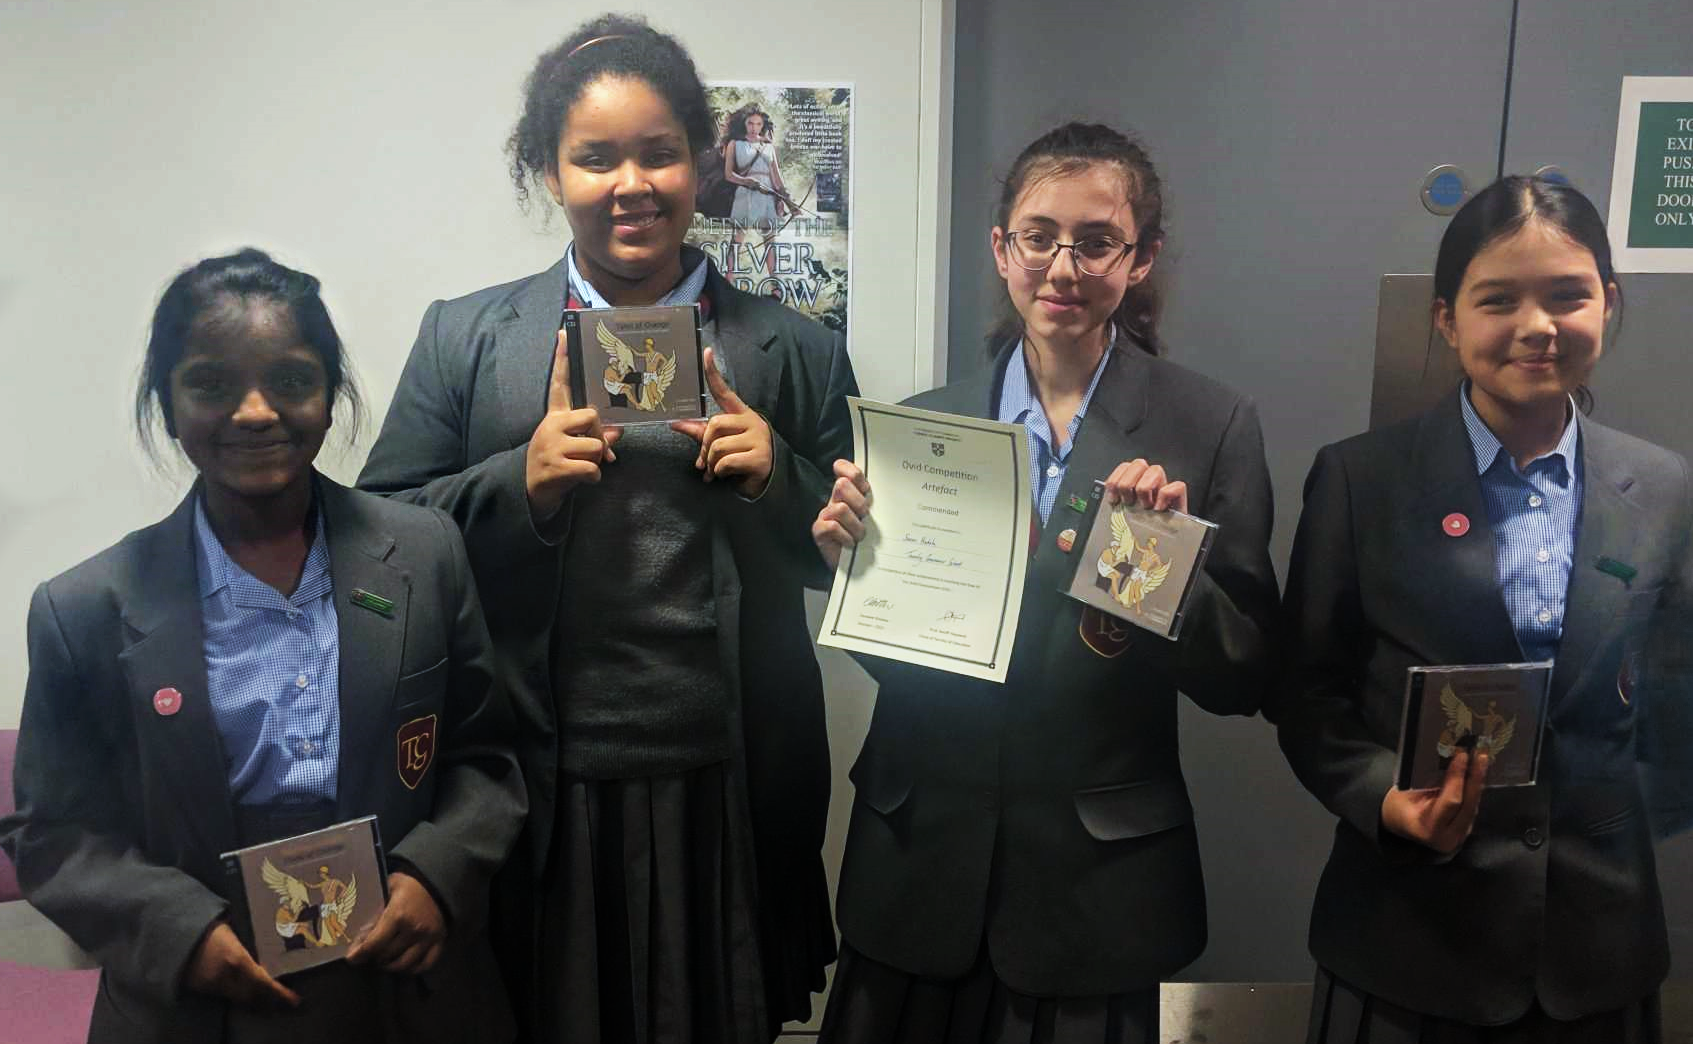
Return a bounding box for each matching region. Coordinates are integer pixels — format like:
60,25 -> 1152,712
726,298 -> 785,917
1268,394 -> 1693,1025
834,340 -> 1280,997
356,251 -> 856,999
0,476 -> 526,1044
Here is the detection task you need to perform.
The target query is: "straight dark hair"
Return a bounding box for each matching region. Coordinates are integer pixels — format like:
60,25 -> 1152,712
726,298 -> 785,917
1433,175 -> 1622,413
989,122 -> 1167,356
135,248 -> 361,459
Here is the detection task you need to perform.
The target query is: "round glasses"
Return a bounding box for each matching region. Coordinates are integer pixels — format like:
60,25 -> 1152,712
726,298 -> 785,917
1003,230 -> 1136,276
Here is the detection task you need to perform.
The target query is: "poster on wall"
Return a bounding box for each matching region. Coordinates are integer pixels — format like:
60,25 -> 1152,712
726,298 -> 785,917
690,82 -> 853,345
1607,76 -> 1693,273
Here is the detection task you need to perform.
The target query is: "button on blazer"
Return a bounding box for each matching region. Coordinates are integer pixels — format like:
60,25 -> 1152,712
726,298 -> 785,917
1269,393 -> 1693,1024
1,476 -> 526,1044
835,340 -> 1280,997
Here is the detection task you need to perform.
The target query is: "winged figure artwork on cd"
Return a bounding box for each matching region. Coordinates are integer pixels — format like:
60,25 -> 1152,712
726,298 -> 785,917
1095,508 -> 1171,614
263,858 -> 359,951
1435,682 -> 1518,768
598,320 -> 677,413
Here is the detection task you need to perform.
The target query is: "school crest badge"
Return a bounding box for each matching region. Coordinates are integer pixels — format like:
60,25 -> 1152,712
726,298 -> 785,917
1079,605 -> 1133,658
396,714 -> 437,790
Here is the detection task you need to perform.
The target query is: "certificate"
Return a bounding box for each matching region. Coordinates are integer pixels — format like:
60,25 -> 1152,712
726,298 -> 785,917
818,397 -> 1031,683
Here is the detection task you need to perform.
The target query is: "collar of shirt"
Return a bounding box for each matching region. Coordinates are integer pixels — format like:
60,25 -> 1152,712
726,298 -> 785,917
194,496 -> 333,611
997,337 -> 1114,455
1458,382 -> 1580,487
565,243 -> 709,310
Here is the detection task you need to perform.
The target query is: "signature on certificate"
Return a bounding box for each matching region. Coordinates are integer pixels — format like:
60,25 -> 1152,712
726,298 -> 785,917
939,610 -> 969,622
863,597 -> 895,610
905,550 -> 965,568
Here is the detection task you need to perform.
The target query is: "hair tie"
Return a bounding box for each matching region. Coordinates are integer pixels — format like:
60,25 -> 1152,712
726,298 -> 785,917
568,34 -> 628,58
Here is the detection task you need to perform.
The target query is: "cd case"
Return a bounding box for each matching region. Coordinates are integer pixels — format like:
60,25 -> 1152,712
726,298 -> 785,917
1394,662 -> 1553,791
1056,481 -> 1218,640
220,815 -> 388,978
562,304 -> 706,425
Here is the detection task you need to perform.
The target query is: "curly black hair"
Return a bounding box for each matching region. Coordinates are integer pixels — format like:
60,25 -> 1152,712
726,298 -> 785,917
507,14 -> 715,208
135,248 -> 362,459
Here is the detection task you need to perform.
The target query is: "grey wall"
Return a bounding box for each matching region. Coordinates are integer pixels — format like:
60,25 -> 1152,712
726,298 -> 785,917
951,0 -> 1693,982
1502,0 -> 1693,987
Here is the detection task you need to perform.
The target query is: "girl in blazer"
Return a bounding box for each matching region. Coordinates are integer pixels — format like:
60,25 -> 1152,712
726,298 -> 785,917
811,122 -> 1280,1044
355,14 -> 857,1043
1271,176 -> 1693,1043
0,249 -> 526,1044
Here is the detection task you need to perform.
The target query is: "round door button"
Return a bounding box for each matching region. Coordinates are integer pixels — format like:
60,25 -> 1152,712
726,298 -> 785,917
1524,827 -> 1544,849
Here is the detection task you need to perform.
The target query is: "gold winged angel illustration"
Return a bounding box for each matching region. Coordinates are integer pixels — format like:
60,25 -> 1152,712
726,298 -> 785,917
263,858 -> 358,950
1095,509 -> 1171,614
598,322 -> 676,412
1435,683 -> 1517,768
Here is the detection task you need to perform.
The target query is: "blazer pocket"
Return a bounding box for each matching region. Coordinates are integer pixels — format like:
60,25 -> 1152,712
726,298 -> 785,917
848,751 -> 912,816
1073,778 -> 1194,842
393,657 -> 448,711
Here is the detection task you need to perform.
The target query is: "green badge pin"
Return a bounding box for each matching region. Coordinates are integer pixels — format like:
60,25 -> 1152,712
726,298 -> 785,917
1595,556 -> 1638,584
350,588 -> 396,617
1066,493 -> 1089,514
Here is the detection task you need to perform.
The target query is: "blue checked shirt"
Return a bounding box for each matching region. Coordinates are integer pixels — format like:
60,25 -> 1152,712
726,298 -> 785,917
998,340 -> 1112,525
565,244 -> 709,309
1459,386 -> 1583,663
194,499 -> 341,805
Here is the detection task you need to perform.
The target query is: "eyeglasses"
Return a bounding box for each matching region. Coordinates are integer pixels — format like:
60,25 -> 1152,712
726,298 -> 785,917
1003,230 -> 1136,276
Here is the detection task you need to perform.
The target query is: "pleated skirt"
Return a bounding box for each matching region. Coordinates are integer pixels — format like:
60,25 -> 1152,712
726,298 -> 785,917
1306,967 -> 1661,1044
817,943 -> 1157,1044
534,761 -> 804,1044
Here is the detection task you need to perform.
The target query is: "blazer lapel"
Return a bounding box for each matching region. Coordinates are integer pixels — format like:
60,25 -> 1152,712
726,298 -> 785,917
494,256 -> 571,447
1548,420 -> 1645,707
318,479 -> 410,816
116,490 -> 239,860
1386,396 -> 1524,665
704,266 -> 784,415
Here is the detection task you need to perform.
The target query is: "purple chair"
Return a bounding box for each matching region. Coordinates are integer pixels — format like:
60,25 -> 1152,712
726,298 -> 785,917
0,728 -> 99,1044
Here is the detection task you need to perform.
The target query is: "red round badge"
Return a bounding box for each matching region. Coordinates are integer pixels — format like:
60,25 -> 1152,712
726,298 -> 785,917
152,687 -> 182,716
1441,512 -> 1470,538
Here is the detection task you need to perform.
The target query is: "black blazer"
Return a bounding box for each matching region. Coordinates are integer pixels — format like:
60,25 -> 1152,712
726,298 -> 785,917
0,477 -> 526,1044
355,252 -> 856,1001
834,341 -> 1279,997
1269,394 -> 1693,1024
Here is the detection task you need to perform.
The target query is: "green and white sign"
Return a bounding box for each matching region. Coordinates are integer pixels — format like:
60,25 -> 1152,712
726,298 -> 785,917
1609,76 -> 1693,273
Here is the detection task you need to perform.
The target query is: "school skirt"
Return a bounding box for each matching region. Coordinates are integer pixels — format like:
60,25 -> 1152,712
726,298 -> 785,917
1306,967 -> 1661,1044
533,760 -> 829,1044
818,943 -> 1157,1044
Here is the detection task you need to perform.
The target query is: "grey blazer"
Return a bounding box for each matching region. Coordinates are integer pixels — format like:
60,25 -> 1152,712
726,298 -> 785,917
1,477 -> 526,1044
1269,394 -> 1693,1023
834,340 -> 1280,996
356,251 -> 856,1016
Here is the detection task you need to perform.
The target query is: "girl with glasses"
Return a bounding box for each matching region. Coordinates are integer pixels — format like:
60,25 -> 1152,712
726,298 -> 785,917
1270,176 -> 1693,1044
811,121 -> 1279,1044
